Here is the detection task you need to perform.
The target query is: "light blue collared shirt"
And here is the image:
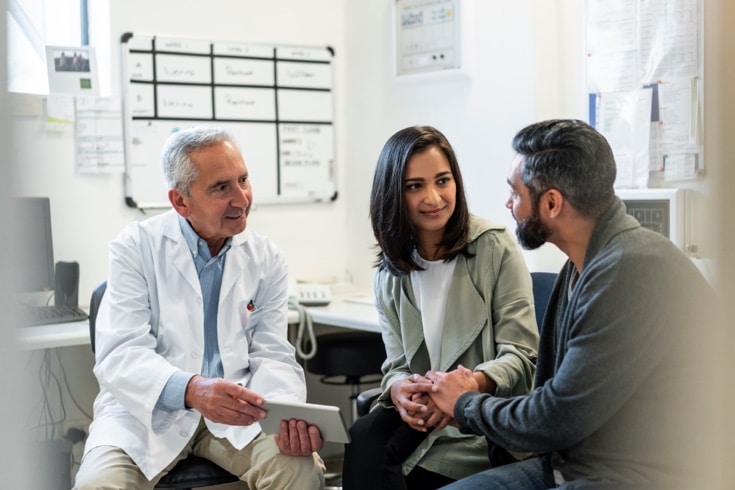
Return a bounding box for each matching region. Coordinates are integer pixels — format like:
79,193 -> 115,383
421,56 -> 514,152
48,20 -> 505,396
155,216 -> 232,411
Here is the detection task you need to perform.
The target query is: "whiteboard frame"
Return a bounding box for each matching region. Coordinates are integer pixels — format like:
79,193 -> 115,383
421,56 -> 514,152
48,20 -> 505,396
120,32 -> 338,210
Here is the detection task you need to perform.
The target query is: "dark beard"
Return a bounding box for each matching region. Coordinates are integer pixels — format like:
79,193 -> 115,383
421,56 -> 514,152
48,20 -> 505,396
515,211 -> 551,250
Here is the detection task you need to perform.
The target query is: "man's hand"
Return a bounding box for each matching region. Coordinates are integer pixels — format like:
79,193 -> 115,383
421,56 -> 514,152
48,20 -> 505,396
274,419 -> 324,456
184,376 -> 266,426
426,365 -> 479,417
389,374 -> 438,432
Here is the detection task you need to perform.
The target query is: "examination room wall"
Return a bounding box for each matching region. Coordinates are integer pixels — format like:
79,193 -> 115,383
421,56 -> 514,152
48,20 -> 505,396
10,0 -> 579,303
7,0 -> 733,486
10,0 -> 351,302
9,0 -> 721,304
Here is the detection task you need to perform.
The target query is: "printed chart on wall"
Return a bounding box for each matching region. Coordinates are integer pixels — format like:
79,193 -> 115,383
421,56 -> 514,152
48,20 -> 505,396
585,0 -> 703,188
121,33 -> 337,209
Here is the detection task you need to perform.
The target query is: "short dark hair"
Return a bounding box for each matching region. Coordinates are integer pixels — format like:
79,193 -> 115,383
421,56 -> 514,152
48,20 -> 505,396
369,125 -> 471,275
512,119 -> 617,219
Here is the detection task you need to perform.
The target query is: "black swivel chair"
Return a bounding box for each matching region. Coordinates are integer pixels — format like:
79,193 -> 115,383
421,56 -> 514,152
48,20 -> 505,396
89,281 -> 240,490
355,271 -> 558,417
304,330 -> 386,424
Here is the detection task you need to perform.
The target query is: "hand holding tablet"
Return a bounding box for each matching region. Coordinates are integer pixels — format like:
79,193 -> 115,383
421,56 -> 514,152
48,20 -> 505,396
259,399 -> 351,443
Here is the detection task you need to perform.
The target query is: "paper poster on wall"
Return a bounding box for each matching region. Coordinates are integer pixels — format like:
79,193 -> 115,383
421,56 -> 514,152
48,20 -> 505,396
585,0 -> 704,185
75,96 -> 125,173
120,33 -> 337,209
596,88 -> 653,188
46,45 -> 99,95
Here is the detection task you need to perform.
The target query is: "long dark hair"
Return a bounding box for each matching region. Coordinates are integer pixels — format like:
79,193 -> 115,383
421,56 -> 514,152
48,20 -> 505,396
369,126 -> 471,276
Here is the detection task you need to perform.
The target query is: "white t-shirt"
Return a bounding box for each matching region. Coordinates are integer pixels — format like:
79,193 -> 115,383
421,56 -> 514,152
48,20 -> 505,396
410,252 -> 457,370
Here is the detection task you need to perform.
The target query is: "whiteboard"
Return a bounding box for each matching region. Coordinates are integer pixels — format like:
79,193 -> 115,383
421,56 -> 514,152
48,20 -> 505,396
121,33 -> 338,209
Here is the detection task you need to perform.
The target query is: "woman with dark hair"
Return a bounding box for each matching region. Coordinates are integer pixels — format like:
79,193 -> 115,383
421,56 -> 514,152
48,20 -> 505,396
342,126 -> 539,489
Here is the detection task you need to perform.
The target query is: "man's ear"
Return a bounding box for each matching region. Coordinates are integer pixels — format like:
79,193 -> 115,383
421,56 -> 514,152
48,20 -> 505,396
543,189 -> 564,219
168,188 -> 190,217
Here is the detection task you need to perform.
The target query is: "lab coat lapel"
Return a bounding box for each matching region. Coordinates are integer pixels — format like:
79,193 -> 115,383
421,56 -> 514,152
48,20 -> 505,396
220,230 -> 250,302
163,213 -> 201,296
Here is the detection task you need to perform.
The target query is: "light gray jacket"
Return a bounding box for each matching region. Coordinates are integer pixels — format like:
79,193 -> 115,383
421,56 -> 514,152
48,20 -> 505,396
374,215 -> 539,479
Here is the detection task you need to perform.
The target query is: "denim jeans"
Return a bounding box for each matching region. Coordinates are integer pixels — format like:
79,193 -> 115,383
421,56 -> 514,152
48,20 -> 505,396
439,454 -> 556,490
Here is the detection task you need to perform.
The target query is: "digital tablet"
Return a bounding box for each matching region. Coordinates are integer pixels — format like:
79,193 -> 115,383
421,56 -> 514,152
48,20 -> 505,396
259,399 -> 351,444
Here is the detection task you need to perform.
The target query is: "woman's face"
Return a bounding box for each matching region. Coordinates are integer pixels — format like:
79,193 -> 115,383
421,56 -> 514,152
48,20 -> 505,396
403,146 -> 456,257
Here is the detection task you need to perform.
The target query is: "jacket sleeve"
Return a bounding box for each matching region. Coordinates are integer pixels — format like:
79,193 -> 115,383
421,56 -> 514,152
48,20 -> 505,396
373,270 -> 411,405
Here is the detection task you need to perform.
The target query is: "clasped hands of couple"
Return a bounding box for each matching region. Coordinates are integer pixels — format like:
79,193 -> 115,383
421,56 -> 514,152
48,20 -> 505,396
391,365 -> 486,432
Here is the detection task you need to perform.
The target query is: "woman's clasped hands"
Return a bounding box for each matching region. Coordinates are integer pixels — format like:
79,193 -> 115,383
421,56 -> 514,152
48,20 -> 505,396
390,366 -> 480,432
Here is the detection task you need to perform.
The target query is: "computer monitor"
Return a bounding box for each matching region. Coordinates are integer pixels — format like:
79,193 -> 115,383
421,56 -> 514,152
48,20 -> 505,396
616,188 -> 685,249
14,197 -> 55,293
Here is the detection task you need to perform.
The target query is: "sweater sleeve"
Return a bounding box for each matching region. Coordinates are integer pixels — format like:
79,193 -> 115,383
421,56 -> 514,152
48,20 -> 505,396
454,249 -> 681,453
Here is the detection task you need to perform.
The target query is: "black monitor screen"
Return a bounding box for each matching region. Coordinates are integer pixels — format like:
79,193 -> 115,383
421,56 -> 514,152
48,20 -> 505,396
622,199 -> 670,239
14,197 -> 55,293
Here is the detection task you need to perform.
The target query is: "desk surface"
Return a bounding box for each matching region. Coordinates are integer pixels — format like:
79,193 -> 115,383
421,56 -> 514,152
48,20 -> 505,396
16,320 -> 91,351
17,293 -> 380,350
306,296 -> 380,333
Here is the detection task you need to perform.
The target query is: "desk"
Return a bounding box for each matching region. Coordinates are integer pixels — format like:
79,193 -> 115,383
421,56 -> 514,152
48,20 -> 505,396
16,294 -> 380,351
305,295 -> 380,333
17,320 -> 90,351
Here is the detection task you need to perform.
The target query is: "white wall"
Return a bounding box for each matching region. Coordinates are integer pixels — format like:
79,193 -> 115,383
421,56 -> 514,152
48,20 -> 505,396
11,0 -> 351,305
8,0 -> 734,485
11,0 -> 584,305
342,0 -> 585,287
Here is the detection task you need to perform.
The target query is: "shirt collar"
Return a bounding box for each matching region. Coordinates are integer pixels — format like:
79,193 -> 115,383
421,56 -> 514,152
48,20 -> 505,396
178,215 -> 231,261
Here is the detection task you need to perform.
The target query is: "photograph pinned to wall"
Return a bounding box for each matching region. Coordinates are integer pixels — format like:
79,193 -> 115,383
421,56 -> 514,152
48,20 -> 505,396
46,45 -> 99,95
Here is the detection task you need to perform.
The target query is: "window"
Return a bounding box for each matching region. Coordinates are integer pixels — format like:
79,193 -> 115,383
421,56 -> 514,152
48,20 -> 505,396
7,0 -> 87,94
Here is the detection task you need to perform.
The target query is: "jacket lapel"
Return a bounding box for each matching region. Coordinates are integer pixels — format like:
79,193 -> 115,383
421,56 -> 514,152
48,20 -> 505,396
437,257 -> 486,371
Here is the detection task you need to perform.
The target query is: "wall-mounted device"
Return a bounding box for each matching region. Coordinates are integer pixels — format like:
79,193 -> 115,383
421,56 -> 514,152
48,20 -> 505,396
394,0 -> 466,78
616,188 -> 685,249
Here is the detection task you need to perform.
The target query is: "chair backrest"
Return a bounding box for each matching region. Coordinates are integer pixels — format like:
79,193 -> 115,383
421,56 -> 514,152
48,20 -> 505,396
89,280 -> 107,353
530,271 -> 557,332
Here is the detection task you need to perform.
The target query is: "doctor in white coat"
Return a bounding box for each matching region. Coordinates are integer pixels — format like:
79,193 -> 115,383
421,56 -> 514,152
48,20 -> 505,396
74,127 -> 325,489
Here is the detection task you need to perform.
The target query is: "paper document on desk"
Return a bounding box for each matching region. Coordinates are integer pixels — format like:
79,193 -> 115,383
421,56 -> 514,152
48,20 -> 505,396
343,296 -> 375,306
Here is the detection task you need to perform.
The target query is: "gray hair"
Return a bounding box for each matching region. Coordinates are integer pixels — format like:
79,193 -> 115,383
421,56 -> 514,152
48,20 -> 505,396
160,127 -> 238,196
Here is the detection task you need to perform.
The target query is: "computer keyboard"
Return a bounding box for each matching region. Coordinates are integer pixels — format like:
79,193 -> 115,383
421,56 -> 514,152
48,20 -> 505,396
18,305 -> 89,326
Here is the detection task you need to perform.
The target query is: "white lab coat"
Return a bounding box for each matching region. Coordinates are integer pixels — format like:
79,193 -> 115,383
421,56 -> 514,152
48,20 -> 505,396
83,210 -> 306,480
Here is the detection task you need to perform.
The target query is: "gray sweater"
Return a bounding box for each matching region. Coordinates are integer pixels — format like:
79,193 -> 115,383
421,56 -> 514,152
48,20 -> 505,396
454,198 -> 714,487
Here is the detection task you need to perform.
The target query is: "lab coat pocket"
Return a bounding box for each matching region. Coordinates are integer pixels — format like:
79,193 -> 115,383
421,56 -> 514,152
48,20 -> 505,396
238,303 -> 257,343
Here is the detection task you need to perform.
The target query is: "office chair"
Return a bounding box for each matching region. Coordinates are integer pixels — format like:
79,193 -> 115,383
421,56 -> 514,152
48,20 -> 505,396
304,330 -> 386,424
355,271 -> 558,417
530,271 -> 557,333
301,329 -> 385,490
89,281 -> 241,490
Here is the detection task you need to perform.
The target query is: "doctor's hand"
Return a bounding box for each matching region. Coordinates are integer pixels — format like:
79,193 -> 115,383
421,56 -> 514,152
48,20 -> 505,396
184,376 -> 266,426
389,374 -> 437,432
275,419 -> 324,456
